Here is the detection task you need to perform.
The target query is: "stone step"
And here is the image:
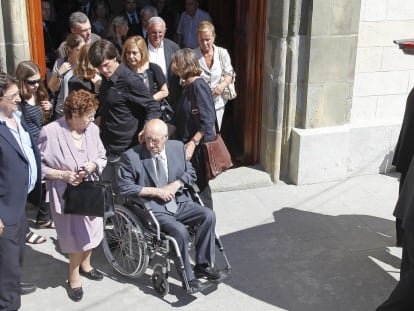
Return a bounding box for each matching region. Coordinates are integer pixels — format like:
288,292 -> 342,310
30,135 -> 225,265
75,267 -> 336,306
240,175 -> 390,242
209,165 -> 273,192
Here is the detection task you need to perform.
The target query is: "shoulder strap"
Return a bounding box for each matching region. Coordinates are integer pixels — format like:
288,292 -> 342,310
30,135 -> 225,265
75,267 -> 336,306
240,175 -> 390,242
217,47 -> 225,72
189,80 -> 220,134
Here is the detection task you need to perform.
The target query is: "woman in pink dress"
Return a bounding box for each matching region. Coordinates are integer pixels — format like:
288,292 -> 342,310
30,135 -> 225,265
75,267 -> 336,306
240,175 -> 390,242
38,89 -> 107,302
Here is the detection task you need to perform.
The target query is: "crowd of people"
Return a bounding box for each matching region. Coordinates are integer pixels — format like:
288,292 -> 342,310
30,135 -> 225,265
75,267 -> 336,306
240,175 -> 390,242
0,0 -> 236,309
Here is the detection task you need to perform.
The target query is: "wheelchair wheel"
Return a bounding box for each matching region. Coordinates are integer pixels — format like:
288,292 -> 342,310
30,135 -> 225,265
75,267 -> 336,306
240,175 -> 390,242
152,264 -> 169,296
102,204 -> 149,278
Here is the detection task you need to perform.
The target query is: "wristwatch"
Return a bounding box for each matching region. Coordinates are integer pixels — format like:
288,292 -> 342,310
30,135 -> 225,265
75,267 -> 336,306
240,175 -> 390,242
191,137 -> 199,146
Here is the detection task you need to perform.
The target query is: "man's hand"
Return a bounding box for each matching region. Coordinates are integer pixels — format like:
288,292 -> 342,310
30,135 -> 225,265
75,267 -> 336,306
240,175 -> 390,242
152,187 -> 174,202
0,218 -> 4,236
163,181 -> 181,195
147,180 -> 181,202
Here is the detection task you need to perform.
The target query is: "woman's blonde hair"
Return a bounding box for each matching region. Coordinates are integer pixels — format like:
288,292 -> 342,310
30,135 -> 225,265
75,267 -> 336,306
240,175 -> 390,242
198,20 -> 216,37
122,36 -> 149,68
107,15 -> 128,41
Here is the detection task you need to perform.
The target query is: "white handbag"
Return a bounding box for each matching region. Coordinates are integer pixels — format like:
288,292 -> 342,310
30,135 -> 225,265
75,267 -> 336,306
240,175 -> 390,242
218,48 -> 237,101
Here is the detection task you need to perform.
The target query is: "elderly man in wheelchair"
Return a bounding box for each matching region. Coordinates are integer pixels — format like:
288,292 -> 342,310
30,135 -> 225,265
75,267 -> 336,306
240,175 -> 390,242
106,119 -> 229,294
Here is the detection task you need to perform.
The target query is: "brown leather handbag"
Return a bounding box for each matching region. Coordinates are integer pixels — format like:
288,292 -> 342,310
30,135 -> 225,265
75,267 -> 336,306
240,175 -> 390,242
189,82 -> 233,180
202,134 -> 233,180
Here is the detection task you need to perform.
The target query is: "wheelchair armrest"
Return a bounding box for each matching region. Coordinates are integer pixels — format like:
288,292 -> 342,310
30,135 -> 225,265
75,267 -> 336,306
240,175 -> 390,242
184,183 -> 200,193
126,195 -> 152,211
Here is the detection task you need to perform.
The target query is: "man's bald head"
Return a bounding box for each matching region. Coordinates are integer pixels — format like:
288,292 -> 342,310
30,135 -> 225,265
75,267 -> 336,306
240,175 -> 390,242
143,119 -> 168,154
144,119 -> 168,137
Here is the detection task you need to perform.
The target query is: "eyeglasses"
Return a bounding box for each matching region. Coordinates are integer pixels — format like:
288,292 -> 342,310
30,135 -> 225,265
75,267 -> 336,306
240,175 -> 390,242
145,135 -> 167,144
1,91 -> 20,100
25,79 -> 41,86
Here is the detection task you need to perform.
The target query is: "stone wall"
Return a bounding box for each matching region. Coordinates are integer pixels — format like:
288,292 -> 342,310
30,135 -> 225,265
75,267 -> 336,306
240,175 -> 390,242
0,0 -> 31,73
352,0 -> 414,124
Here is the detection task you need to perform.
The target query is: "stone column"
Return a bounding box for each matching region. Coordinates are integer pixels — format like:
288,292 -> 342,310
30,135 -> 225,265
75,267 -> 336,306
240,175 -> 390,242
260,0 -> 311,182
0,0 -> 30,73
261,0 -> 362,184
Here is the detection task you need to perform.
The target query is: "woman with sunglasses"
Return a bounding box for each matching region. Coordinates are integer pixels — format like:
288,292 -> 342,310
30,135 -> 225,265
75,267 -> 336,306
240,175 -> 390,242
15,60 -> 54,244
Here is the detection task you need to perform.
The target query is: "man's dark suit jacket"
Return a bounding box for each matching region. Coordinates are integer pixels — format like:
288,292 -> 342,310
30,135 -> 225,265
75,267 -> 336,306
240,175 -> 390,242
121,10 -> 144,38
117,140 -> 197,213
0,120 -> 41,225
161,38 -> 181,106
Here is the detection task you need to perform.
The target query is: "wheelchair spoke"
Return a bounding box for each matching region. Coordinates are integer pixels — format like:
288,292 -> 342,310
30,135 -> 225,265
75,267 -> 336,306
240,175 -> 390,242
102,205 -> 149,278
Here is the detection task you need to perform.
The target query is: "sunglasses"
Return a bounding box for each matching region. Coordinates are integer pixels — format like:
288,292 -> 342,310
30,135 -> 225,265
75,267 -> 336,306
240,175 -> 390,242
25,79 -> 41,86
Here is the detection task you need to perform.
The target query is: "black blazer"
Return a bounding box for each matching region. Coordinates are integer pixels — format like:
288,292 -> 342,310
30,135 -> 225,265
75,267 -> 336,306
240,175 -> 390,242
0,120 -> 41,225
162,38 -> 181,106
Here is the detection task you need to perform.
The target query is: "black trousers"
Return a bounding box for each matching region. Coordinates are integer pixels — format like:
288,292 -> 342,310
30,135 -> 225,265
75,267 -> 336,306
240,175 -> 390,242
0,212 -> 27,311
377,233 -> 414,310
191,146 -> 213,210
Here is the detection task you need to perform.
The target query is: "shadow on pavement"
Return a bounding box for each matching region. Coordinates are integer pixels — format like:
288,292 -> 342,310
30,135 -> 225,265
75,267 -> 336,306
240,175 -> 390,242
23,206 -> 400,310
217,207 -> 400,311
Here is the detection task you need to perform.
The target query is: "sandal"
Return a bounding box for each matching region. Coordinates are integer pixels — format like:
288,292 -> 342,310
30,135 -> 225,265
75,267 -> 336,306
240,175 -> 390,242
37,220 -> 55,229
26,231 -> 47,244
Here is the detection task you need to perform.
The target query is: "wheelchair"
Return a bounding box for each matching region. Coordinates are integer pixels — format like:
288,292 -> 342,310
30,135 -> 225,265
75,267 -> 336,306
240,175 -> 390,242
101,158 -> 231,296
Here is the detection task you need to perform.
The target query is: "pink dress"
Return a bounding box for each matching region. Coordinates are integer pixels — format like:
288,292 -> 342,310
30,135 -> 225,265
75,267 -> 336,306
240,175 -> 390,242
38,118 -> 107,253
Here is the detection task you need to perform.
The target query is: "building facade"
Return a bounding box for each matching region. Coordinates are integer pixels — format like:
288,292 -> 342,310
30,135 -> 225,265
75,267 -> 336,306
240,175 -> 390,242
1,0 -> 413,185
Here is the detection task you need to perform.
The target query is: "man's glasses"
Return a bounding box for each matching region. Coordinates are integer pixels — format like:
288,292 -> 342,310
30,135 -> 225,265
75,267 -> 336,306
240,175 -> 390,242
145,135 -> 167,144
25,79 -> 41,86
1,91 -> 20,100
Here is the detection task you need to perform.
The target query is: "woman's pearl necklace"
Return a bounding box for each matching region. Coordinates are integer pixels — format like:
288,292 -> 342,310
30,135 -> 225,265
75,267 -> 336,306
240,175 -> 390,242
71,132 -> 83,140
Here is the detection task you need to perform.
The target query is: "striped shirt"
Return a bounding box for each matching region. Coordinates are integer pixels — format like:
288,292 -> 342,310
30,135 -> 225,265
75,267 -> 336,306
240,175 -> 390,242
19,101 -> 42,142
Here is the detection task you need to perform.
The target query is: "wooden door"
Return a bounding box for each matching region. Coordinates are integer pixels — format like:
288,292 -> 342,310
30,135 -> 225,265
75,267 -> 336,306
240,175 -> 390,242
205,0 -> 266,165
26,0 -> 46,78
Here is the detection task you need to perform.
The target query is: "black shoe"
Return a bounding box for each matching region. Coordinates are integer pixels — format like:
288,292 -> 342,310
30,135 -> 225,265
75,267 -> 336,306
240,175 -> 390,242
194,264 -> 225,280
20,282 -> 37,295
67,283 -> 83,302
79,268 -> 103,281
185,278 -> 203,293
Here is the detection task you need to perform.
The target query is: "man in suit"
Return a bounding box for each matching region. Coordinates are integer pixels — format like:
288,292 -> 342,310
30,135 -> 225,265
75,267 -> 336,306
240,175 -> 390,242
117,119 -> 224,292
0,73 -> 42,310
121,0 -> 143,38
147,16 -> 181,108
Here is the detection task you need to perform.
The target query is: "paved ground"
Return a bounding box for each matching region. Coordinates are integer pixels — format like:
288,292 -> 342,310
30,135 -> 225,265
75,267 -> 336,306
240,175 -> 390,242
21,170 -> 401,311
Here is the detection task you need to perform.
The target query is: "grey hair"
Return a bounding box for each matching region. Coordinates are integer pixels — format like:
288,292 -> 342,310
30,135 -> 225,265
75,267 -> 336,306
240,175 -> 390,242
0,72 -> 17,97
140,5 -> 158,17
69,11 -> 89,29
148,16 -> 166,28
